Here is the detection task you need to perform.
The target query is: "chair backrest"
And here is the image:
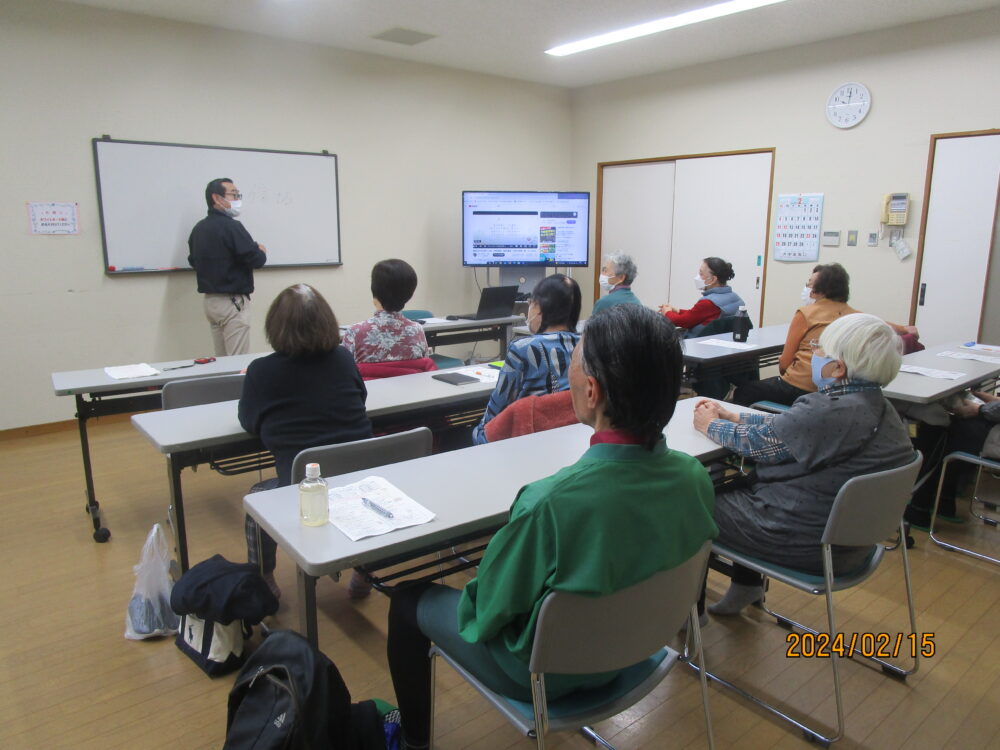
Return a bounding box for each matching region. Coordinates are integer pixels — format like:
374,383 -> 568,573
528,540 -> 711,675
356,357 -> 438,380
821,451 -> 922,547
290,426 -> 433,484
695,315 -> 754,338
483,390 -> 579,443
162,373 -> 244,409
401,309 -> 433,320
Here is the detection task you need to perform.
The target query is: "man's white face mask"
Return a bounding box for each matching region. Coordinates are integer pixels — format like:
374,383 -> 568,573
225,200 -> 242,218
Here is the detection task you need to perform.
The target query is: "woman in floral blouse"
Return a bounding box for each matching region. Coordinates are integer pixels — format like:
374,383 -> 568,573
342,259 -> 430,363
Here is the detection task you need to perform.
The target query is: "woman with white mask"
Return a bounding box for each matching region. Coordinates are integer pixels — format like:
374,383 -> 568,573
657,256 -> 744,337
593,252 -> 642,315
732,263 -> 858,407
694,313 -> 913,616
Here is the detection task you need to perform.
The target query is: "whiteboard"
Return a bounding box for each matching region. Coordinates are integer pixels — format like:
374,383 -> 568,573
93,138 -> 340,274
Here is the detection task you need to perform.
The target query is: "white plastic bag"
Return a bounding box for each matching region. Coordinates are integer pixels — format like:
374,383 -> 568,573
124,523 -> 179,640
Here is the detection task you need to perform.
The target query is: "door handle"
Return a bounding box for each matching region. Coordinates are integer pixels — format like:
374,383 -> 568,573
918,283 -> 926,306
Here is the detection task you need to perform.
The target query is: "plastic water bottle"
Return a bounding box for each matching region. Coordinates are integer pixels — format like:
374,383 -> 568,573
732,306 -> 751,343
299,463 -> 329,527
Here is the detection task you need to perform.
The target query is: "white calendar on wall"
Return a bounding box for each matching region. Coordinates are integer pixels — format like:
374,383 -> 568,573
773,193 -> 823,262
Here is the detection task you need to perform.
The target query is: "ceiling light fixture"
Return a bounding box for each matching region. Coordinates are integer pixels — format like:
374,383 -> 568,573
545,0 -> 792,56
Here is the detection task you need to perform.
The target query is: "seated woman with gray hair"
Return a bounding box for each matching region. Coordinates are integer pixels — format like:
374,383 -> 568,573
592,252 -> 641,314
693,313 -> 914,615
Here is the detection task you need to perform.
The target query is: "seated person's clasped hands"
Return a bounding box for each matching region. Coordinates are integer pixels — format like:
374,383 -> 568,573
658,256 -> 745,337
692,399 -> 738,434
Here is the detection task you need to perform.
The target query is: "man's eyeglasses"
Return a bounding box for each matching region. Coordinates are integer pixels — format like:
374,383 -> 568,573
223,190 -> 243,200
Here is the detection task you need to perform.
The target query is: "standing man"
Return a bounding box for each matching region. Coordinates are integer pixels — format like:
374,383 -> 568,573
188,178 -> 268,356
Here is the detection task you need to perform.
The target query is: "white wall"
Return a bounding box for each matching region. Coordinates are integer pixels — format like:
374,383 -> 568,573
571,8 -> 1000,326
0,0 -> 573,429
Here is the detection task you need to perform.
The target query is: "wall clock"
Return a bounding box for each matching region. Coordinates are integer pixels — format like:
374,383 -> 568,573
826,82 -> 871,129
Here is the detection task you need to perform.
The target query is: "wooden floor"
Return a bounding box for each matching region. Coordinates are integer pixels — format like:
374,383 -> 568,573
2,417 -> 1000,749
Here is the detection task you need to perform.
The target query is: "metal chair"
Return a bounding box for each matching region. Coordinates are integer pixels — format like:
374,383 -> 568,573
701,452 -> 922,746
248,427 -> 435,590
749,400 -> 791,414
161,373 -> 244,409
401,309 -> 465,368
929,451 -> 1000,565
289,426 -> 433,483
401,309 -> 433,320
429,541 -> 715,750
162,373 -> 261,573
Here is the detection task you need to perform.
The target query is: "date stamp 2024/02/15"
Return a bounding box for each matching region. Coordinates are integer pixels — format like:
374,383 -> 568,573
786,632 -> 935,659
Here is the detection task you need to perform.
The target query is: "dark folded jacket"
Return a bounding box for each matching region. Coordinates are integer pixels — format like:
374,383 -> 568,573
170,554 -> 278,625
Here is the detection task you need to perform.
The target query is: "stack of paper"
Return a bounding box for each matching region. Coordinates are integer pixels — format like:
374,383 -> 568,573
104,363 -> 160,379
327,476 -> 435,541
962,343 -> 1000,354
453,365 -> 499,383
899,364 -> 963,380
938,350 -> 1000,365
698,339 -> 759,350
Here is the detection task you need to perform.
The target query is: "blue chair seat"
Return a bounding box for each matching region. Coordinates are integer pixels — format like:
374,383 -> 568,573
713,543 -> 881,594
504,650 -> 674,726
749,400 -> 791,414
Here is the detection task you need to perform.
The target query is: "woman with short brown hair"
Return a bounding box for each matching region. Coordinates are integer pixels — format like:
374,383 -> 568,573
239,284 -> 372,591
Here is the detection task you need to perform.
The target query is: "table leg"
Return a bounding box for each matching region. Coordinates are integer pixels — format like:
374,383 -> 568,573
297,567 -> 319,648
500,323 -> 511,358
166,455 -> 189,573
75,395 -> 110,542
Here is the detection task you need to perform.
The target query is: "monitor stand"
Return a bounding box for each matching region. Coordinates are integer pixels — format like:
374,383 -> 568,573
500,265 -> 545,295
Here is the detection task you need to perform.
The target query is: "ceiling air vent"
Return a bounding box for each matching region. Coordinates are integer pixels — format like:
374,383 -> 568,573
371,28 -> 437,46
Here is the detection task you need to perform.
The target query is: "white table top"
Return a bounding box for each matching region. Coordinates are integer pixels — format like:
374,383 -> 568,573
883,343 -> 1000,404
53,316 -> 522,397
131,367 -> 497,454
243,398 -> 731,577
418,314 -> 523,332
52,352 -> 265,396
682,324 -> 789,363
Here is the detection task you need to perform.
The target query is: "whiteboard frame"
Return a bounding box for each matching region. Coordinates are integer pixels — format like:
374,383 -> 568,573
92,136 -> 341,275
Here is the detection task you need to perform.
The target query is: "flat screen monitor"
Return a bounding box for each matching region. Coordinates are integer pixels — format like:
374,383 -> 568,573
462,191 -> 590,267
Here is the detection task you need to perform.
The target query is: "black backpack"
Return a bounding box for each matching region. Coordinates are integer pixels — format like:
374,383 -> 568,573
224,630 -> 385,750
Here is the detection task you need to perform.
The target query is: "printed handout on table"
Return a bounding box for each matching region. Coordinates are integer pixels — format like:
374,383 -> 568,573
104,363 -> 160,379
899,364 -> 964,380
327,476 -> 435,542
698,339 -> 759,350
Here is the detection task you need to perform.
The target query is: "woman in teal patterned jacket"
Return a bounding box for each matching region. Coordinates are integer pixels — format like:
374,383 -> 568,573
472,274 -> 581,444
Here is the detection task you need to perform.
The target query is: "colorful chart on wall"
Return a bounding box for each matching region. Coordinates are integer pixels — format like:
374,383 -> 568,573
773,193 -> 823,262
93,138 -> 340,274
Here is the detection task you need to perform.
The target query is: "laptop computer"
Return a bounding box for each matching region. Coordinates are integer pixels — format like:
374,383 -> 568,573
453,285 -> 519,320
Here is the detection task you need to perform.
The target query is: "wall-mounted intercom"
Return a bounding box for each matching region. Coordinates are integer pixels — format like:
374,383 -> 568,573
881,193 -> 909,226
